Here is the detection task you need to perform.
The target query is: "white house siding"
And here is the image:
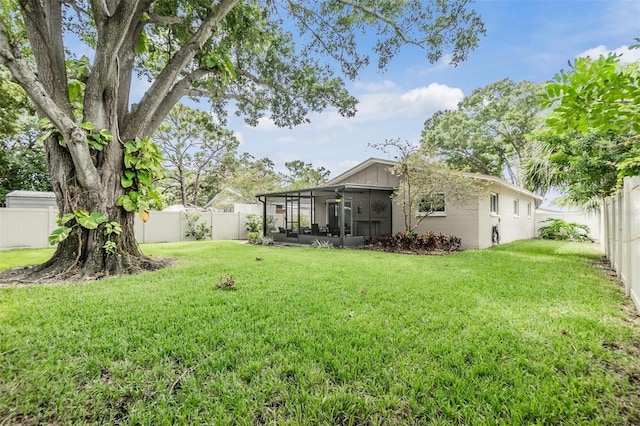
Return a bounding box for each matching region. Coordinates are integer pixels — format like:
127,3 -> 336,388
390,183 -> 539,250
395,199 -> 481,250
325,159 -> 541,249
478,183 -> 537,249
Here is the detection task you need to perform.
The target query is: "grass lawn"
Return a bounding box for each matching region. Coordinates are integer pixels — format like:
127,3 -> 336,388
1,240 -> 639,424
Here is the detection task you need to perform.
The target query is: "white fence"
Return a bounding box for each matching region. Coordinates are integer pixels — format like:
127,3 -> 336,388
602,176 -> 640,313
0,209 -> 256,249
535,210 -> 601,241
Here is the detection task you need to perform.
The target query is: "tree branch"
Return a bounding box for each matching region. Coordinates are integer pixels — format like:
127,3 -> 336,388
17,0 -> 73,116
123,0 -> 239,139
148,12 -> 185,25
335,0 -> 423,48
0,17 -> 101,190
84,0 -> 150,127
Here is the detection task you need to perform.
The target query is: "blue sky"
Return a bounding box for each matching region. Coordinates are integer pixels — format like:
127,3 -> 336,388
225,0 -> 640,181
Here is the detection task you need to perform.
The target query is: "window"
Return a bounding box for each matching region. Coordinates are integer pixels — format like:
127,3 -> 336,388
490,193 -> 499,215
513,199 -> 520,217
527,202 -> 532,218
418,192 -> 446,215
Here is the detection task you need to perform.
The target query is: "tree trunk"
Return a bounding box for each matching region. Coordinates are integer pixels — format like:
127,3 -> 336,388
179,166 -> 188,207
16,136 -> 167,282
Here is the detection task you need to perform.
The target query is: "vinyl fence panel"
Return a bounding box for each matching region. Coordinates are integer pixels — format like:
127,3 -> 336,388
602,176 -> 640,313
0,209 -> 253,249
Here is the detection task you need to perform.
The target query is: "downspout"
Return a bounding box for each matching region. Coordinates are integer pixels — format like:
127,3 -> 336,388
297,191 -> 301,242
258,196 -> 267,237
310,191 -> 314,226
388,190 -> 393,236
368,189 -> 372,237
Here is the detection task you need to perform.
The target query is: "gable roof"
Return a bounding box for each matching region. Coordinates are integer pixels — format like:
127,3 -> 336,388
468,174 -> 544,202
326,158 -> 543,201
325,157 -> 397,186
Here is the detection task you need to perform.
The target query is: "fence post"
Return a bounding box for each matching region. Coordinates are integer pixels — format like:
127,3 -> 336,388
622,181 -> 631,296
209,210 -> 214,240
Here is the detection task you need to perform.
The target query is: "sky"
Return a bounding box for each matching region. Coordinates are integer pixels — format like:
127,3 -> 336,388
222,0 -> 640,185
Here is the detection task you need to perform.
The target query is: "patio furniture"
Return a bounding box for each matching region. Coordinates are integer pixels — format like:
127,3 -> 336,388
311,223 -> 328,236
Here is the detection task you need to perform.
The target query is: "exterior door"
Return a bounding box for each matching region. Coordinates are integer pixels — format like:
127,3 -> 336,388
326,199 -> 352,236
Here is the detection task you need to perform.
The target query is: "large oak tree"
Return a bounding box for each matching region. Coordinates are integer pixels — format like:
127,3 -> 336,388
0,0 -> 484,280
421,78 -> 543,187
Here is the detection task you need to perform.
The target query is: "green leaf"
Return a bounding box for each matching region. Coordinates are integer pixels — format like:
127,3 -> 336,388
104,221 -> 122,236
80,121 -> 94,131
68,80 -> 84,104
90,212 -> 109,224
137,30 -> 149,55
57,213 -> 75,226
223,56 -> 237,79
117,194 -> 137,212
49,226 -> 71,245
74,209 -> 90,218
98,129 -> 113,142
77,216 -> 99,229
88,137 -> 105,151
121,174 -> 134,188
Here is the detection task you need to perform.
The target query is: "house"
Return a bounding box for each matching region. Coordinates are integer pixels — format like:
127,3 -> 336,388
5,190 -> 57,208
204,187 -> 263,214
256,158 -> 543,249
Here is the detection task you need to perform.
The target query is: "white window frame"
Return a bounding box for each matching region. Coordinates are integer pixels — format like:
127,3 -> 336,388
490,193 -> 499,216
527,202 -> 532,218
513,199 -> 520,217
418,192 -> 447,217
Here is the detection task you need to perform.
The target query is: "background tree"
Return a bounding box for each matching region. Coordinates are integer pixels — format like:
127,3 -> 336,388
0,69 -> 51,205
373,138 -> 485,233
281,160 -> 330,190
0,0 -> 485,280
214,154 -> 282,207
421,78 -> 544,187
524,49 -> 640,207
154,103 -> 238,207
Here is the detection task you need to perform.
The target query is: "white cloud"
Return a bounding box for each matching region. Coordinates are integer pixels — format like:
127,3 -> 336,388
305,82 -> 464,129
577,45 -> 640,64
400,83 -> 463,111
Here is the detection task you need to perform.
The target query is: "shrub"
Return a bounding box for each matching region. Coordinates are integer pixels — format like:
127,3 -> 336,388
185,213 -> 210,240
366,231 -> 462,253
261,236 -> 274,246
538,218 -> 593,242
247,232 -> 262,244
245,214 -> 262,233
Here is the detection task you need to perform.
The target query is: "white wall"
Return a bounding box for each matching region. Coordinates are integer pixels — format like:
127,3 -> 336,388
0,208 -> 58,249
408,198 -> 481,250
0,209 -> 253,249
536,210 -> 601,241
398,182 -> 539,250
481,183 -> 538,249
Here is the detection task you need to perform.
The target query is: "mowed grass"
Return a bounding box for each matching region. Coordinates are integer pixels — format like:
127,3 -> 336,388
1,240 -> 639,424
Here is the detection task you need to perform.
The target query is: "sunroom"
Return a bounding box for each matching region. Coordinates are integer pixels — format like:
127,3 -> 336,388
256,184 -> 394,247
